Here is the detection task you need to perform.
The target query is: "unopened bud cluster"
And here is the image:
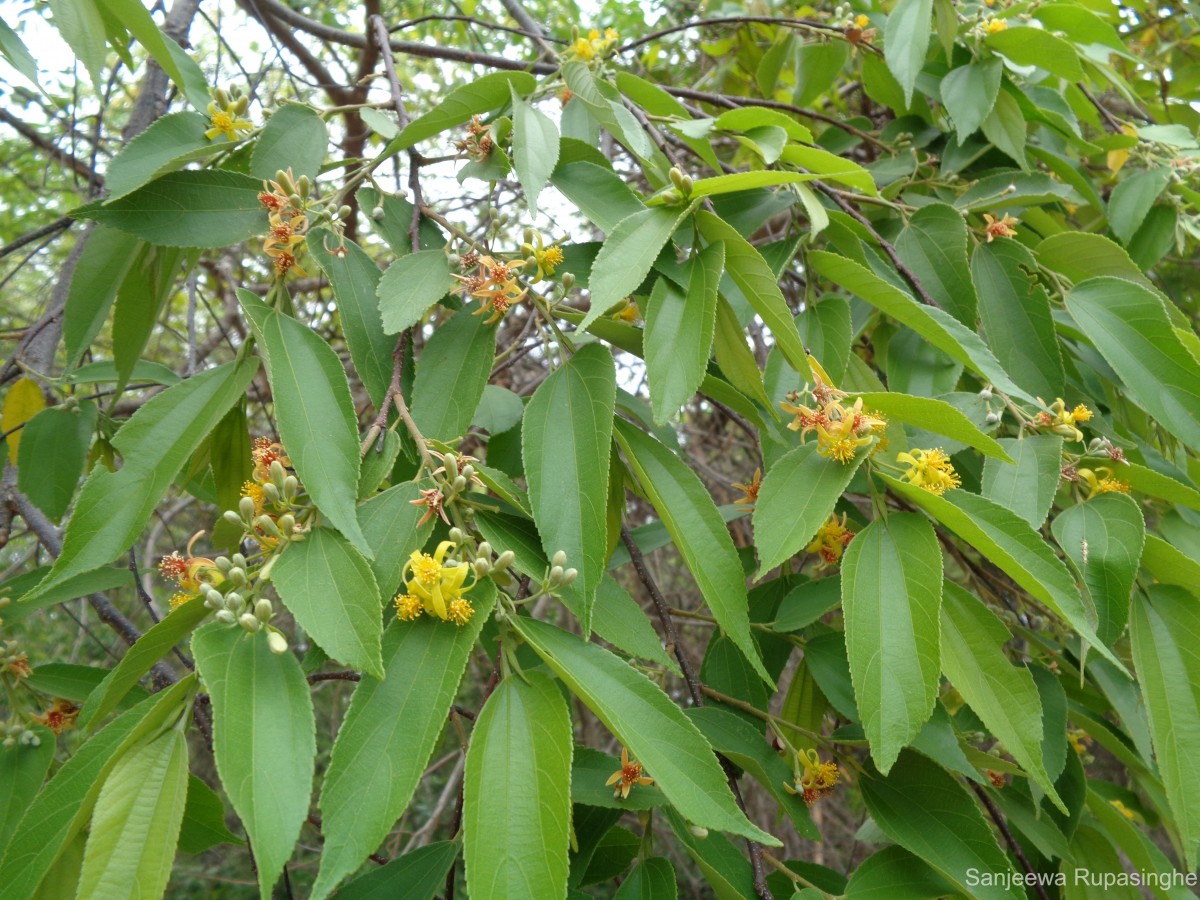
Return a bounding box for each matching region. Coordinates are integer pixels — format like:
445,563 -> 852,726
2,721 -> 39,749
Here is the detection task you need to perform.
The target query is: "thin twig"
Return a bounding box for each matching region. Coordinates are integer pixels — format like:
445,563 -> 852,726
970,781 -> 1052,900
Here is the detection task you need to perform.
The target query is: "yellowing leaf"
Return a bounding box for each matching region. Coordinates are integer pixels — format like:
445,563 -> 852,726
2,377 -> 45,463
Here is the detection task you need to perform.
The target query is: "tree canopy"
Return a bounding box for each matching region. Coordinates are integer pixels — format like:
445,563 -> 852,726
1,0 -> 1199,897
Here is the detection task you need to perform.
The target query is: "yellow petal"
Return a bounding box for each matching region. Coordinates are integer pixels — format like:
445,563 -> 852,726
1,377 -> 46,464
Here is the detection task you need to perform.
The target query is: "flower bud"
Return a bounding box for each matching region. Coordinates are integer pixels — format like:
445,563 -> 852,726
298,175 -> 312,197
214,88 -> 230,107
561,272 -> 575,291
449,527 -> 465,543
979,387 -> 993,399
372,206 -> 386,220
216,610 -> 236,624
227,567 -> 247,587
278,513 -> 296,536
443,452 -> 457,473
452,475 -> 468,493
985,412 -> 1001,425
478,542 -> 492,558
461,464 -> 475,480
234,95 -> 250,115
669,166 -> 685,190
283,475 -> 300,501
473,558 -> 492,578
267,630 -> 289,654
494,550 -> 515,572
224,592 -> 244,613
338,205 -> 353,219
523,228 -> 535,245
238,612 -> 261,632
238,498 -> 256,520
549,565 -> 564,585
562,567 -> 578,586
255,599 -> 274,622
215,556 -> 232,572
262,482 -> 281,506
688,825 -> 709,839
552,550 -> 568,568
254,516 -> 282,538
270,460 -> 287,486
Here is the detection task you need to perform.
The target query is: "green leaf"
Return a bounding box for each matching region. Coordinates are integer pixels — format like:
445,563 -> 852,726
684,170 -> 842,198
883,0 -> 933,105
312,586 -> 494,899
409,308 -> 496,442
1052,494 -> 1144,646
695,211 -> 809,374
63,226 -> 141,369
464,671 -> 573,899
21,358 -> 257,605
273,528 -> 384,678
0,728 -> 54,848
940,60 -> 1002,142
240,291 -> 370,556
513,618 -> 779,845
74,170 -> 265,248
551,162 -> 644,233
377,251 -> 455,336
843,514 -> 942,773
844,845 -> 957,899
981,435 -> 1062,528
211,403 -> 253,549
307,232 -> 394,409
330,842 -> 458,900
1130,585 -> 1200,869
0,678 -> 193,897
752,443 -> 865,578
686,706 -> 817,839
79,596 -> 210,732
17,402 -> 97,522
861,751 -> 1022,900
613,857 -> 677,899
103,111 -> 213,201
47,0 -> 107,87
1035,232 -> 1155,291
808,250 -> 1034,402
713,296 -> 771,408
23,663 -> 143,706
192,625 -> 315,899
1141,534 -> 1200,596
979,90 -> 1027,166
357,483 -> 436,597
0,16 -> 38,84
357,186 -> 446,255
77,726 -> 188,900
645,244 -> 723,424
940,581 -> 1064,810
1108,167 -> 1171,245
986,26 -> 1083,80
884,477 -> 1124,670
69,359 -> 181,386
614,419 -> 771,685
582,207 -> 684,331
971,240 -> 1065,401
894,203 -> 978,325
391,71 -> 535,151
251,103 -> 328,182
522,343 -> 615,635
1065,277 -> 1200,455
101,0 -> 208,108
178,775 -> 241,854
777,144 -> 878,195
511,89 -> 559,213
851,392 -> 1011,461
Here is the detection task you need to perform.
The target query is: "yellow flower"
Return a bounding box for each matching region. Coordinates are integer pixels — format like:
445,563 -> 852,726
452,255 -> 527,323
814,413 -> 873,464
394,593 -> 423,621
897,448 -> 961,495
606,746 -> 653,799
168,591 -> 195,611
524,232 -> 564,283
1110,799 -> 1137,821
806,513 -> 855,568
1076,467 -> 1130,498
983,213 -> 1018,241
205,100 -> 253,142
158,538 -> 224,593
1068,729 -> 1091,754
854,14 -> 870,28
784,749 -> 839,806
399,541 -> 476,624
566,27 -> 619,61
613,300 -> 640,323
1034,398 -> 1093,442
731,469 -> 762,506
983,17 -> 1007,34
241,481 -> 265,515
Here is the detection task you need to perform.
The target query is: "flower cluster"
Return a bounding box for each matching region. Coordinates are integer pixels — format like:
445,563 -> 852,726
785,749 -> 840,806
237,437 -> 303,549
1067,465 -> 1130,498
606,747 -> 653,799
844,13 -> 876,47
452,254 -> 528,323
781,389 -> 887,464
567,28 -> 619,62
897,448 -> 962,495
257,169 -> 312,278
394,541 -> 477,626
205,88 -> 252,142
1032,398 -> 1093,442
806,513 -> 855,568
